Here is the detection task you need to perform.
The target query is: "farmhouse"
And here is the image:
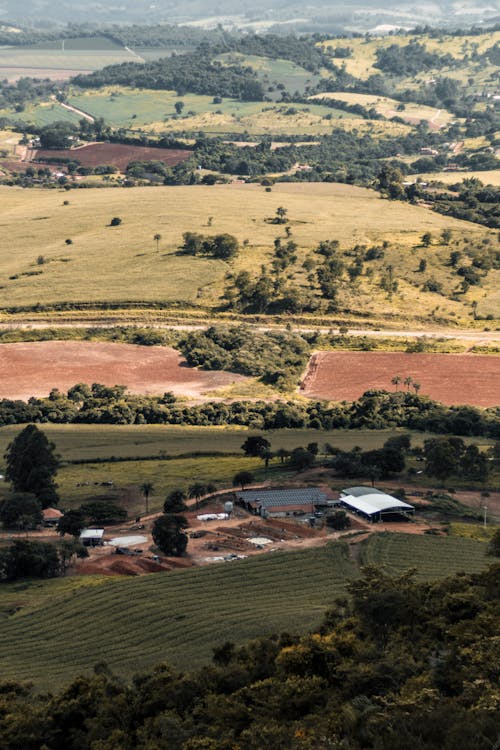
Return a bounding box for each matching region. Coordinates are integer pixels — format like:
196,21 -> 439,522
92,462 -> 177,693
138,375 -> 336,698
236,487 -> 334,518
340,486 -> 414,523
79,528 -> 105,547
42,507 -> 63,527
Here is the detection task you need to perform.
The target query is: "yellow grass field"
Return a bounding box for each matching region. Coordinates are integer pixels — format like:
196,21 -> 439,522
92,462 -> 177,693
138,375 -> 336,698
410,169 -> 500,186
320,30 -> 500,80
0,182 -> 492,321
309,92 -> 454,129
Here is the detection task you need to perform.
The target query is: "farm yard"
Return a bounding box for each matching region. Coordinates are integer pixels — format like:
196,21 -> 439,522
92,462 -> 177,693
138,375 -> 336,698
300,351 -> 500,407
33,142 -> 192,171
0,341 -> 247,401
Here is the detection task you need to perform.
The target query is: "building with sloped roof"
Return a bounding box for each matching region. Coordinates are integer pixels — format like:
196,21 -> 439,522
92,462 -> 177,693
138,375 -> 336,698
340,486 -> 414,522
236,487 -> 334,518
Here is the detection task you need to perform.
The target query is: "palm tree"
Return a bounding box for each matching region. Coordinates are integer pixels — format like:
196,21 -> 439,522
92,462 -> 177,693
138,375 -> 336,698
404,376 -> 413,391
413,381 -> 421,394
154,233 -> 161,252
140,481 -> 154,515
391,375 -> 402,392
189,483 -> 207,510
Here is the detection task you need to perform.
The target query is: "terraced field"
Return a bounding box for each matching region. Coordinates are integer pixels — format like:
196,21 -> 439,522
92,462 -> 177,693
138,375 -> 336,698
0,543 -> 356,689
0,533 -> 491,690
360,532 -> 489,580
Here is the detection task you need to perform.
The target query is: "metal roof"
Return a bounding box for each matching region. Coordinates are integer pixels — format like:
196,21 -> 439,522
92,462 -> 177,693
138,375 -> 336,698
79,528 -> 104,539
236,488 -> 327,508
341,493 -> 414,516
342,486 -> 387,497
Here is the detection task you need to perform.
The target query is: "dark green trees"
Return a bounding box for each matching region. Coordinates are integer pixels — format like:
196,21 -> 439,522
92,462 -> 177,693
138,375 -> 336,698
5,424 -> 59,506
152,514 -> 188,556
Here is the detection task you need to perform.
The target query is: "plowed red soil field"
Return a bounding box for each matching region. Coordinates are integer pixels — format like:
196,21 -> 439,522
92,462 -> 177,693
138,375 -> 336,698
300,351 -> 500,407
33,143 -> 192,170
0,341 -> 246,400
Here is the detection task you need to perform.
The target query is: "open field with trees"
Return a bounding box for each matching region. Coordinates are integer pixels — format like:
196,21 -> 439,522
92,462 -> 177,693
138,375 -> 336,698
0,534 -> 491,690
0,182 -> 494,325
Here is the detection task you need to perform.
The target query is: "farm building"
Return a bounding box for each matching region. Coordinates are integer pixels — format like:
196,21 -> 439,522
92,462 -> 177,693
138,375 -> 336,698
42,507 -> 63,527
340,486 -> 414,523
79,528 -> 105,547
236,487 -> 334,518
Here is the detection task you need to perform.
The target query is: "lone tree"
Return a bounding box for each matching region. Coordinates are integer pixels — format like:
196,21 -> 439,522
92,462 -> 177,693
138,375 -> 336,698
163,489 -> 187,514
153,233 -> 161,252
152,514 -> 188,556
57,509 -> 85,538
5,425 -> 59,507
233,471 -> 254,490
140,482 -> 154,514
241,436 -> 271,457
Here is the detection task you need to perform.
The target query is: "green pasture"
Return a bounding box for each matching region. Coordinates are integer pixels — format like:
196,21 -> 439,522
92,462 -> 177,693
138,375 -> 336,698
66,86 -> 350,133
0,533 -> 491,690
215,53 -> 325,97
0,101 -> 82,127
360,532 -> 489,580
0,182 -> 490,322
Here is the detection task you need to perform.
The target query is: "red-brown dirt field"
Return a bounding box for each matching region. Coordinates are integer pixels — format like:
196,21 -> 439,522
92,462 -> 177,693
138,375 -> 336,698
301,351 -> 500,407
33,143 -> 192,170
0,341 -> 247,400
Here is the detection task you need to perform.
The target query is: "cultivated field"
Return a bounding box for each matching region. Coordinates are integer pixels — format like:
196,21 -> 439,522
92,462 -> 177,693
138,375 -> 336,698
360,532 -> 489,580
411,169 -> 500,187
300,351 -> 500,407
34,142 -> 192,170
0,182 -> 490,321
0,101 -> 82,127
0,534 -> 489,690
0,341 -> 246,400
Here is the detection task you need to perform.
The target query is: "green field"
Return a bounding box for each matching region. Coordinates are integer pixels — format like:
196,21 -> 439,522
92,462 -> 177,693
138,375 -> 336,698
0,533 -> 490,690
216,53 -> 325,97
65,86 -> 351,134
0,182 -> 492,323
360,532 -> 489,580
0,100 -> 82,127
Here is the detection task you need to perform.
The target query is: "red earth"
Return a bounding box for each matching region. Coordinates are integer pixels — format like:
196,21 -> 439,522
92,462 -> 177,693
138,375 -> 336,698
300,351 -> 500,407
33,142 -> 192,170
0,341 -> 246,400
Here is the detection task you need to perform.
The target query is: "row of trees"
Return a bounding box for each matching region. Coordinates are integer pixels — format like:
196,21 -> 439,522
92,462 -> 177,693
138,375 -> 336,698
0,386 -> 497,437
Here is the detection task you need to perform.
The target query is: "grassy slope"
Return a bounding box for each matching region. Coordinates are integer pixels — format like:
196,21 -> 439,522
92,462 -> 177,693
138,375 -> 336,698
0,543 -> 356,689
360,532 -> 489,580
0,533 -> 489,690
0,182 -> 491,323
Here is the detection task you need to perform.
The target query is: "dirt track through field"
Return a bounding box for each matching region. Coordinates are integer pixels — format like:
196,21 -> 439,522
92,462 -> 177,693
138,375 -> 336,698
300,351 -> 500,407
0,341 -> 246,400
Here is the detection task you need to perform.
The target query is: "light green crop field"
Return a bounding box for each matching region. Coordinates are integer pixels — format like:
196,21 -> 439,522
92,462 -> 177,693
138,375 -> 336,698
0,182 -> 491,323
0,100 -> 82,127
360,532 -> 489,580
0,42 -> 138,72
0,533 -> 490,690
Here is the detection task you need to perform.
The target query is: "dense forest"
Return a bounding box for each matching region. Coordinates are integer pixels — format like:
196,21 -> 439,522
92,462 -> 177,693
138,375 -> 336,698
0,563 -> 498,749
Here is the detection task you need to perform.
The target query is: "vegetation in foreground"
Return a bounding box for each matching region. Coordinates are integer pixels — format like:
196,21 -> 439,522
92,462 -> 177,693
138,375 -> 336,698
0,560 -> 497,749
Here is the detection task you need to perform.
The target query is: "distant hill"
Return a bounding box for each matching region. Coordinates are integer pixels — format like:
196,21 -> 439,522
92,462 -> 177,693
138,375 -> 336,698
1,0 -> 499,32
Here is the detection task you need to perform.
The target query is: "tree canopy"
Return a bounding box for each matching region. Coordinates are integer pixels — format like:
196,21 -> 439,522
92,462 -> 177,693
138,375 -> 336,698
4,424 -> 59,506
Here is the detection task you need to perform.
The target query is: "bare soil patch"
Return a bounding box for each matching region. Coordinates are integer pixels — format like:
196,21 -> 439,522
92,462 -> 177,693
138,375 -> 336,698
0,341 -> 247,400
33,142 -> 192,171
301,351 -> 500,407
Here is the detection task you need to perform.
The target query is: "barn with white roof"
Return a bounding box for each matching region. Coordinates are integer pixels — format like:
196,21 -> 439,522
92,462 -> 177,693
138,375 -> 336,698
340,486 -> 414,523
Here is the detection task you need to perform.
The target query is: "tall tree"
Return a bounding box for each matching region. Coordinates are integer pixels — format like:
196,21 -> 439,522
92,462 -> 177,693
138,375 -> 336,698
5,425 -> 59,507
152,514 -> 188,556
140,482 -> 154,514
